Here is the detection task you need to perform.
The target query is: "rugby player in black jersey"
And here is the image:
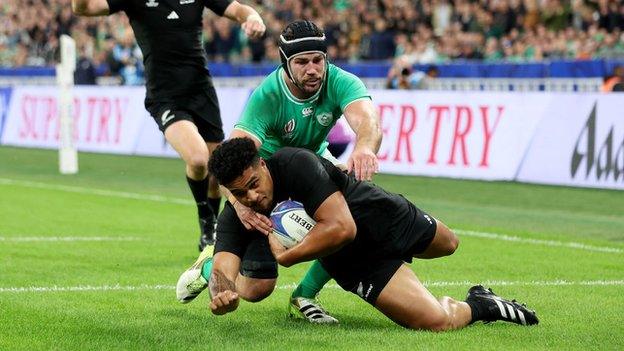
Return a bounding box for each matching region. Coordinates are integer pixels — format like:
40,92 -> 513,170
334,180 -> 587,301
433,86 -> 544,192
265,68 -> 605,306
72,0 -> 266,251
178,137 -> 539,330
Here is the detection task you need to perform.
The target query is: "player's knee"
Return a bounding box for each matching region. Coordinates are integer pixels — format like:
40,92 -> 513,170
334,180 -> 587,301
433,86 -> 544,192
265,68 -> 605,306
434,228 -> 459,257
240,282 -> 274,303
445,232 -> 459,256
187,154 -> 209,174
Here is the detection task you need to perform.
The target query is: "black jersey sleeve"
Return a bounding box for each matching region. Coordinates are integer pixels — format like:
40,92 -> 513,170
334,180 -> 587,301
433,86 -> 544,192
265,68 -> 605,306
203,0 -> 233,16
279,149 -> 340,216
106,0 -> 126,14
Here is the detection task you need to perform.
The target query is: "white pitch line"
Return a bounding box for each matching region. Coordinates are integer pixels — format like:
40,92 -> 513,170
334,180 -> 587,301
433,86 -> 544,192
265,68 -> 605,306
0,178 -> 193,205
2,280 -> 623,294
1,177 -> 621,254
0,284 -> 174,293
455,229 -> 623,254
0,236 -> 142,242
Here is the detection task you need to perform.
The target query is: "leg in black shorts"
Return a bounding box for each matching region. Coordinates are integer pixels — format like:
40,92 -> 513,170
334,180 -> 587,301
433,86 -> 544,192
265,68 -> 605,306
146,85 -> 224,142
319,206 -> 439,305
145,83 -> 225,251
214,203 -> 278,302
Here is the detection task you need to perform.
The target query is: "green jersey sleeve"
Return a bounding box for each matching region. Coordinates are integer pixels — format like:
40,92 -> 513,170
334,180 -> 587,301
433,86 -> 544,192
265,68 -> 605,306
234,82 -> 278,145
327,64 -> 371,111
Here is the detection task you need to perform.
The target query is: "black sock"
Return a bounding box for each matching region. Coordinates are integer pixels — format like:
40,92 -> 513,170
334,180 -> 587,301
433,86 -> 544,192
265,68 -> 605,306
186,176 -> 213,219
208,197 -> 221,216
466,299 -> 485,324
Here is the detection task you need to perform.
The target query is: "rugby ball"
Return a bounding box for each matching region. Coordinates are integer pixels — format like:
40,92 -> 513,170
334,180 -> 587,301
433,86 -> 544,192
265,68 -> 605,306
270,200 -> 316,249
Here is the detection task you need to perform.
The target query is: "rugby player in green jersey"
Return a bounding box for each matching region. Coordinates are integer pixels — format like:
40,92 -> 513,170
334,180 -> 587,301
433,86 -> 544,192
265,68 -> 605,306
177,20 -> 382,323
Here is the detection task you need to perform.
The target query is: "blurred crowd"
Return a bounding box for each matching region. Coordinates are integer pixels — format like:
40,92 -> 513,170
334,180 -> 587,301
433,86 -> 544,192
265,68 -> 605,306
1,0 -> 624,84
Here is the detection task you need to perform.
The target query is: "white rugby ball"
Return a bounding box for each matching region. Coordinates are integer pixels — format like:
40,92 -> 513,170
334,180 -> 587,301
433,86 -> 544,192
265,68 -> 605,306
270,200 -> 316,249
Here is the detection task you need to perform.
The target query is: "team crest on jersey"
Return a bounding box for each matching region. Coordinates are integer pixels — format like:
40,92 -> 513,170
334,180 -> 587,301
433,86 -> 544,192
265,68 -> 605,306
316,112 -> 332,126
145,0 -> 159,7
283,119 -> 295,138
302,107 -> 314,117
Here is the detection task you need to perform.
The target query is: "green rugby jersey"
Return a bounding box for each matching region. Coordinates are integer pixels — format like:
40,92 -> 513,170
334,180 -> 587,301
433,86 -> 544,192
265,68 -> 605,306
235,63 -> 370,158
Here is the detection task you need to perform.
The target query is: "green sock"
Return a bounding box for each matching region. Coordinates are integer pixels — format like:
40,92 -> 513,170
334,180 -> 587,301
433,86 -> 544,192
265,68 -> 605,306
291,260 -> 331,299
201,258 -> 213,281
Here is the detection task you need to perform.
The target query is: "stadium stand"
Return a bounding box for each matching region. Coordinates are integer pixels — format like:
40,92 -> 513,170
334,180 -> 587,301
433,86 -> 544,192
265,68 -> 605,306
0,0 -> 623,90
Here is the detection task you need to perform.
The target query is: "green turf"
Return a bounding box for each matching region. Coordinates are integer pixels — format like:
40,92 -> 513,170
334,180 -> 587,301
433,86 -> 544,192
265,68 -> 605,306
1,146 -> 623,350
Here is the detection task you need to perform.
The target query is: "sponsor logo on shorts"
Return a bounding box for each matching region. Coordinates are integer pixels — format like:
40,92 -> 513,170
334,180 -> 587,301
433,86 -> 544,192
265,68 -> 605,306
180,0 -> 195,4
145,0 -> 159,7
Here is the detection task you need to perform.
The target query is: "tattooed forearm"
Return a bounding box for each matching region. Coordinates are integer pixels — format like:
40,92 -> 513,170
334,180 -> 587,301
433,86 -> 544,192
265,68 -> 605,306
209,270 -> 236,297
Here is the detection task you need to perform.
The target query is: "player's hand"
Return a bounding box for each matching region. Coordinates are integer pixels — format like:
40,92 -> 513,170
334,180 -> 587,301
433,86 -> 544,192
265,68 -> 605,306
347,146 -> 379,181
267,233 -> 288,265
210,290 -> 239,315
233,201 -> 273,235
242,14 -> 266,39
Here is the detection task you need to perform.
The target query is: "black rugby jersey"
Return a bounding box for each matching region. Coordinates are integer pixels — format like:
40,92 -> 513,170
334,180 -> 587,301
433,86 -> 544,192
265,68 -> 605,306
107,0 -> 232,99
266,148 -> 421,259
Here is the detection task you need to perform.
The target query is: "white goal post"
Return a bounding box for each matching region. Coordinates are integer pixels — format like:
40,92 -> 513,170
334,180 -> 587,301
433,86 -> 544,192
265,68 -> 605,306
56,34 -> 78,174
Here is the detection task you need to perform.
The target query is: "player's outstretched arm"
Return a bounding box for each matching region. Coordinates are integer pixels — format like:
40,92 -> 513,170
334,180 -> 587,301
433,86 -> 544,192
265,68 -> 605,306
209,252 -> 241,315
71,0 -> 110,16
343,99 -> 382,181
222,1 -> 266,39
270,192 -> 356,267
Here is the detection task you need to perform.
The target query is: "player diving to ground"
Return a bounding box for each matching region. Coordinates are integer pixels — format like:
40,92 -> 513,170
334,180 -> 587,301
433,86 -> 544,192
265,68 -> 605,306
180,138 -> 539,330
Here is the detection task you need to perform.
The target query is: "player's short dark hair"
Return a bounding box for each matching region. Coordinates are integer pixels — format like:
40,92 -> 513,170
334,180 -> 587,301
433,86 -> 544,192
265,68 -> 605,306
208,138 -> 259,185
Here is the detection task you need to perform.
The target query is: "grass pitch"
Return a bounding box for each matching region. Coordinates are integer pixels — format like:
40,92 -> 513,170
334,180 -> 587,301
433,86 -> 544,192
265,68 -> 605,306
1,146 -> 623,350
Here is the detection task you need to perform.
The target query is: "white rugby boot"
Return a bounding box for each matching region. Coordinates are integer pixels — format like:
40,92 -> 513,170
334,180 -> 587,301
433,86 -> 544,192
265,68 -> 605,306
289,296 -> 339,324
176,245 -> 213,303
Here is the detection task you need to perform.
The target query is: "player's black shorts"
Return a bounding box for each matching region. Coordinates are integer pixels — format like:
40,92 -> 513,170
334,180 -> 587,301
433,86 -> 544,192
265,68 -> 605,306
145,84 -> 224,143
215,203 -> 277,279
319,205 -> 437,305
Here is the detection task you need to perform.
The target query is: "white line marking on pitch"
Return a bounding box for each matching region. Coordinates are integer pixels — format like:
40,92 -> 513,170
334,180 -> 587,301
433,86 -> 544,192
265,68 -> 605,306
0,236 -> 142,242
2,178 -> 621,254
1,280 -> 623,294
0,178 -> 193,205
455,230 -> 622,254
0,285 -> 174,293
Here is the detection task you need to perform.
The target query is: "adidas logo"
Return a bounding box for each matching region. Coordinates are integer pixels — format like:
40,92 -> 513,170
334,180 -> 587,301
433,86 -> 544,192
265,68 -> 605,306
493,298 -> 528,325
167,11 -> 179,19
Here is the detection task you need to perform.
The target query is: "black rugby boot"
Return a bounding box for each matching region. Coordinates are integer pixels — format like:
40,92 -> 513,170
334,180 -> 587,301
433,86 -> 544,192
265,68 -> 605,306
465,285 -> 539,326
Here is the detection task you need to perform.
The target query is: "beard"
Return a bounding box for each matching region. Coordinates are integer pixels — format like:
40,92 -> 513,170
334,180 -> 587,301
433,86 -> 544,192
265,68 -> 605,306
296,76 -> 323,95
